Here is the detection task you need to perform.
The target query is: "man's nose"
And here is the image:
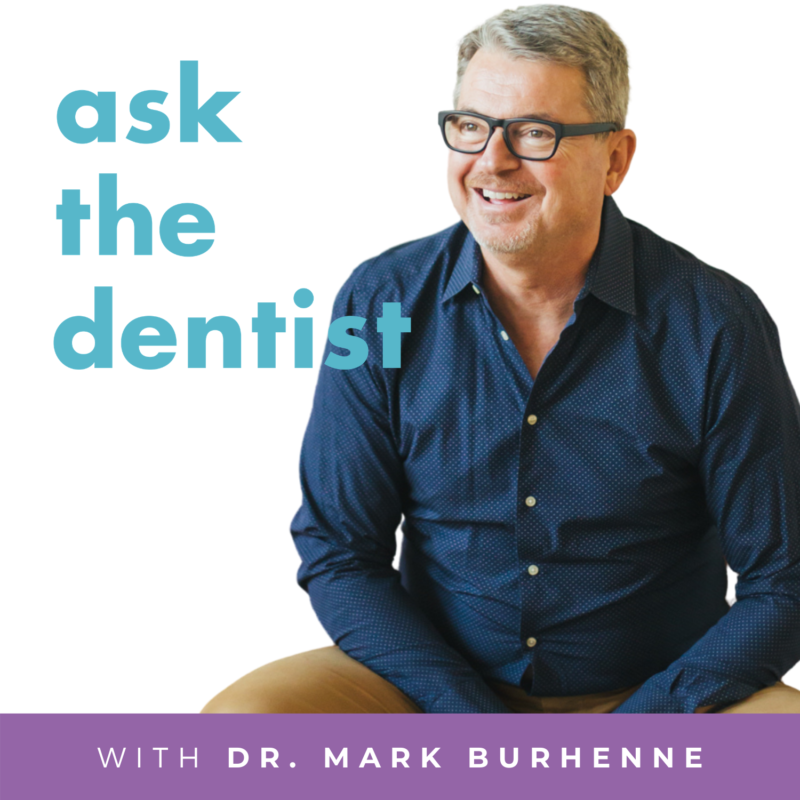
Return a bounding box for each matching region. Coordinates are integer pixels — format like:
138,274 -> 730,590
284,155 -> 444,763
477,126 -> 520,171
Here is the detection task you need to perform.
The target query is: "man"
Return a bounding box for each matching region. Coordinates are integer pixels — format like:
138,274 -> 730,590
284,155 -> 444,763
202,4 -> 800,714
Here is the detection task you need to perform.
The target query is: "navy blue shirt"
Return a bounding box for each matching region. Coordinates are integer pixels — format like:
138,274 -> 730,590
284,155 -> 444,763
290,195 -> 800,713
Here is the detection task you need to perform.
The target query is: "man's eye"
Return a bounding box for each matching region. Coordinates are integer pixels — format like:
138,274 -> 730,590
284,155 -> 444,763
461,123 -> 477,132
521,127 -> 552,139
514,125 -> 555,142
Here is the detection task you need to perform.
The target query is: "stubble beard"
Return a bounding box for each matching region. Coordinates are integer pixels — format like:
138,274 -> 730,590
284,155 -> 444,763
467,207 -> 540,256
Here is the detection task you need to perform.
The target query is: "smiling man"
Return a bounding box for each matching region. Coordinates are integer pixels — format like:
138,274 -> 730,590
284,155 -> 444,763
202,4 -> 800,714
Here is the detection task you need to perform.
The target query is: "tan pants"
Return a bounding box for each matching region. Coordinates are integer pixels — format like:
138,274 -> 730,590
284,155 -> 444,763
201,646 -> 800,714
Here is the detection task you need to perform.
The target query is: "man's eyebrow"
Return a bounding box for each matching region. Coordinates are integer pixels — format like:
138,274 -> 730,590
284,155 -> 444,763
456,107 -> 560,122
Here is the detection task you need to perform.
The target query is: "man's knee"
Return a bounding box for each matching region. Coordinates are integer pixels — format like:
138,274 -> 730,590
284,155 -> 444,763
201,691 -> 271,714
200,646 -> 421,714
200,675 -> 289,714
200,647 -> 337,714
718,681 -> 800,714
200,684 -> 302,715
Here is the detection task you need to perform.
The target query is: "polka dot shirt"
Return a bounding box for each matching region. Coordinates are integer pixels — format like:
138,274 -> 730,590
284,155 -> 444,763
290,195 -> 800,713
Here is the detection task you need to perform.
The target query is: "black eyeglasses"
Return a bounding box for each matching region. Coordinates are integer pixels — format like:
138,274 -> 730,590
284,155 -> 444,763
438,110 -> 617,161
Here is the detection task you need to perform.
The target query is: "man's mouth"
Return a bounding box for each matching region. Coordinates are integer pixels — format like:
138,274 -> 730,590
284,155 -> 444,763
473,188 -> 532,205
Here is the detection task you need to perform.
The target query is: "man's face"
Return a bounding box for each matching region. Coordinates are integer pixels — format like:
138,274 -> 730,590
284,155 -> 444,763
448,48 -> 613,257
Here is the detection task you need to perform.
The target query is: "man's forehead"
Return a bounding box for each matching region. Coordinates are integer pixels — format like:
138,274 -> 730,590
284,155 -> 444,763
458,49 -> 589,117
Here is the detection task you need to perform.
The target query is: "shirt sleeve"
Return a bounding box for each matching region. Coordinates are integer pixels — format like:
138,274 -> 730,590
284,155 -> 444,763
289,270 -> 511,713
614,286 -> 800,713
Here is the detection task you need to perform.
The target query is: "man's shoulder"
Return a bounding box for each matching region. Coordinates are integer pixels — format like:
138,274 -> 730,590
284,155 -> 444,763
331,222 -> 466,317
627,215 -> 770,331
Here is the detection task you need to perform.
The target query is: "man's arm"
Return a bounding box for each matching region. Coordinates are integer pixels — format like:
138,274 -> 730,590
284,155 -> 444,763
290,272 -> 510,714
614,285 -> 800,713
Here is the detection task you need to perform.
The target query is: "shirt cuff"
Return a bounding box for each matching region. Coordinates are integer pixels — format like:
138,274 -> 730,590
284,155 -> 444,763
424,679 -> 514,714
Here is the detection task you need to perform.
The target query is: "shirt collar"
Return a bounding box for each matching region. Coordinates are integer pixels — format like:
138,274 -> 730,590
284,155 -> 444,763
441,194 -> 637,316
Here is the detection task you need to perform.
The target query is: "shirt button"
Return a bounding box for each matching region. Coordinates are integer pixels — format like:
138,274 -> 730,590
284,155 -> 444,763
526,637 -> 538,648
471,283 -> 481,295
500,330 -> 509,341
527,564 -> 539,576
525,496 -> 537,507
527,414 -> 538,426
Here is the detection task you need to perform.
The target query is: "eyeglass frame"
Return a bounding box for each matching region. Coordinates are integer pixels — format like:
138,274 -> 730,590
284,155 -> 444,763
438,110 -> 618,161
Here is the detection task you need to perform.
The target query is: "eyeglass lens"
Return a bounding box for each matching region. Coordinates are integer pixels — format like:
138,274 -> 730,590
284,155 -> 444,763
444,114 -> 557,159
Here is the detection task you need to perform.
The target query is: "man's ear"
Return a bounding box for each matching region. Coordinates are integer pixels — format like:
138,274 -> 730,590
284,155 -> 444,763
604,129 -> 637,195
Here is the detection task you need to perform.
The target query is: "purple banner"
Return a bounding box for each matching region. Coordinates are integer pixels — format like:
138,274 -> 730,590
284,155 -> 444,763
1,713 -> 795,799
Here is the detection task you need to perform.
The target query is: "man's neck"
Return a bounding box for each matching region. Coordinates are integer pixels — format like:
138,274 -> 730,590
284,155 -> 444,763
479,226 -> 599,323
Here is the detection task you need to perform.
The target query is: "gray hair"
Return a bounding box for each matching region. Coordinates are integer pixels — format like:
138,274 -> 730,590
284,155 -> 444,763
454,5 -> 629,132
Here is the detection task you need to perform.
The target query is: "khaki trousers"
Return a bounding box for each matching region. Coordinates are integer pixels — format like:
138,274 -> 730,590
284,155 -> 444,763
201,646 -> 800,714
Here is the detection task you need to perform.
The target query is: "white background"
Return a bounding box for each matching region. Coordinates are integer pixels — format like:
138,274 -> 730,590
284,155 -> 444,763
2,0 -> 798,712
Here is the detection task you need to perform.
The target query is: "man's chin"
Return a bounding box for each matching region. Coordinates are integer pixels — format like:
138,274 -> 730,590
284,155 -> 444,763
469,220 -> 537,256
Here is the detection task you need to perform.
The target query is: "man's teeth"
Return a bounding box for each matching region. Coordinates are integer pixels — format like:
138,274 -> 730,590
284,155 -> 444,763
481,189 -> 531,200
